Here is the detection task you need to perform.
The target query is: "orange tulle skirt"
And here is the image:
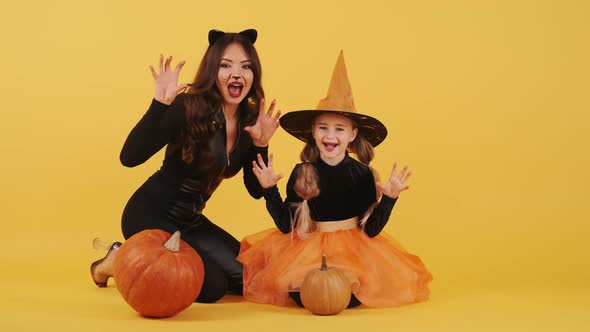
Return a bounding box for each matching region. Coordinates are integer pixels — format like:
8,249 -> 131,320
237,227 -> 433,307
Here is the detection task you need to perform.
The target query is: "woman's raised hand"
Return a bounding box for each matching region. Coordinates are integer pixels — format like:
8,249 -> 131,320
149,55 -> 188,105
244,99 -> 281,147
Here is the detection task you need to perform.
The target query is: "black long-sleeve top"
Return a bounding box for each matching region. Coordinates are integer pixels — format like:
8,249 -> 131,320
262,155 -> 398,237
120,94 -> 267,223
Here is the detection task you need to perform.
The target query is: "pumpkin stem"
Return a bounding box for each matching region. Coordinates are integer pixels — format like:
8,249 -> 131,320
321,255 -> 327,270
164,230 -> 181,252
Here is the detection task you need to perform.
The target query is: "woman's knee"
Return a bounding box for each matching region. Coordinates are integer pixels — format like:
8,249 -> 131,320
195,274 -> 228,303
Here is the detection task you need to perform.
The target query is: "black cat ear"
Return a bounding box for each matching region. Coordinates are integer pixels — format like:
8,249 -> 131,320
239,29 -> 258,44
208,29 -> 225,45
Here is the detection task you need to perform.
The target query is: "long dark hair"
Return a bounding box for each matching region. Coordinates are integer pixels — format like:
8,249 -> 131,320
181,33 -> 264,164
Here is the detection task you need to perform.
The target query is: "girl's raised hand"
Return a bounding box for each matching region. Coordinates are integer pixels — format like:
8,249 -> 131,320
376,163 -> 412,199
252,153 -> 283,188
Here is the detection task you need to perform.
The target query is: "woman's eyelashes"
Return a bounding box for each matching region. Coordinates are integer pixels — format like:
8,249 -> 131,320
219,62 -> 251,70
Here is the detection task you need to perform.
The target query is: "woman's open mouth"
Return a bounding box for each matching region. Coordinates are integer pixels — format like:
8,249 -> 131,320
228,81 -> 244,98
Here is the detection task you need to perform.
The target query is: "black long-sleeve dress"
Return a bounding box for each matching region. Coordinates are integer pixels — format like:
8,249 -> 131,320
237,155 -> 432,307
261,155 -> 397,236
120,94 -> 268,303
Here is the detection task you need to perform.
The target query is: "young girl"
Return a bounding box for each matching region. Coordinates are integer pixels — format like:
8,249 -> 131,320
237,51 -> 432,308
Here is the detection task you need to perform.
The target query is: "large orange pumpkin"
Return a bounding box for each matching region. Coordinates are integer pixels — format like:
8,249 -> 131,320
114,229 -> 204,318
300,255 -> 352,315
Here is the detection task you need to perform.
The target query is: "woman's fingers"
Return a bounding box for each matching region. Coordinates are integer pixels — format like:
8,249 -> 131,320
257,99 -> 266,119
272,109 -> 281,121
153,55 -> 183,77
149,65 -> 158,79
164,56 -> 172,72
257,99 -> 279,121
266,99 -> 276,116
171,83 -> 188,96
175,60 -> 186,72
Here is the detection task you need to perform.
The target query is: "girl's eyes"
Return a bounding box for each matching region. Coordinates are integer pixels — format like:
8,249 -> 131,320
242,64 -> 252,70
318,126 -> 346,131
220,63 -> 230,68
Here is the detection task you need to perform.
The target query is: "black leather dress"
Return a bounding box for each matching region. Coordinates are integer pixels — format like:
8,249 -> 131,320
119,94 -> 268,303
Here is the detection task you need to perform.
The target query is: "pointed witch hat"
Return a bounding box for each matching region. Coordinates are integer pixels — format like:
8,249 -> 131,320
279,50 -> 388,147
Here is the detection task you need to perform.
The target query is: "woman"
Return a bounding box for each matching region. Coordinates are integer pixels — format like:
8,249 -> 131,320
91,29 -> 281,303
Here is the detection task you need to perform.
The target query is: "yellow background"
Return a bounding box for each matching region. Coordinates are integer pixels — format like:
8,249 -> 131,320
0,0 -> 588,331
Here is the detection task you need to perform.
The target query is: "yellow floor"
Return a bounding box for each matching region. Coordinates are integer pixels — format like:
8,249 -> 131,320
1,256 -> 588,332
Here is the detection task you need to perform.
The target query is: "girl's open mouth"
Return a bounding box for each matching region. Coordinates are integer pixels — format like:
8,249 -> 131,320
323,142 -> 338,152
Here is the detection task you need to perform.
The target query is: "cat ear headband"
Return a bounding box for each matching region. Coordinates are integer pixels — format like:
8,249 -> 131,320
208,29 -> 258,45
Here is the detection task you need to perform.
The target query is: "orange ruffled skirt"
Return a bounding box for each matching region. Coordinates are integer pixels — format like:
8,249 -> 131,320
237,227 -> 433,307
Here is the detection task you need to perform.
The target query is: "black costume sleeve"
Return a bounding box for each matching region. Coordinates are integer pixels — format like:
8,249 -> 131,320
242,144 -> 269,199
120,97 -> 185,167
362,195 -> 398,237
361,167 -> 399,237
261,166 -> 302,233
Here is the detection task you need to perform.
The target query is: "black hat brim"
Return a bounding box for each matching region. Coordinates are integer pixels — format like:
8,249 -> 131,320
279,110 -> 388,147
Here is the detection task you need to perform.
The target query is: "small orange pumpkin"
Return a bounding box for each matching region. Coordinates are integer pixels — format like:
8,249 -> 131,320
114,229 -> 204,318
300,255 -> 352,315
